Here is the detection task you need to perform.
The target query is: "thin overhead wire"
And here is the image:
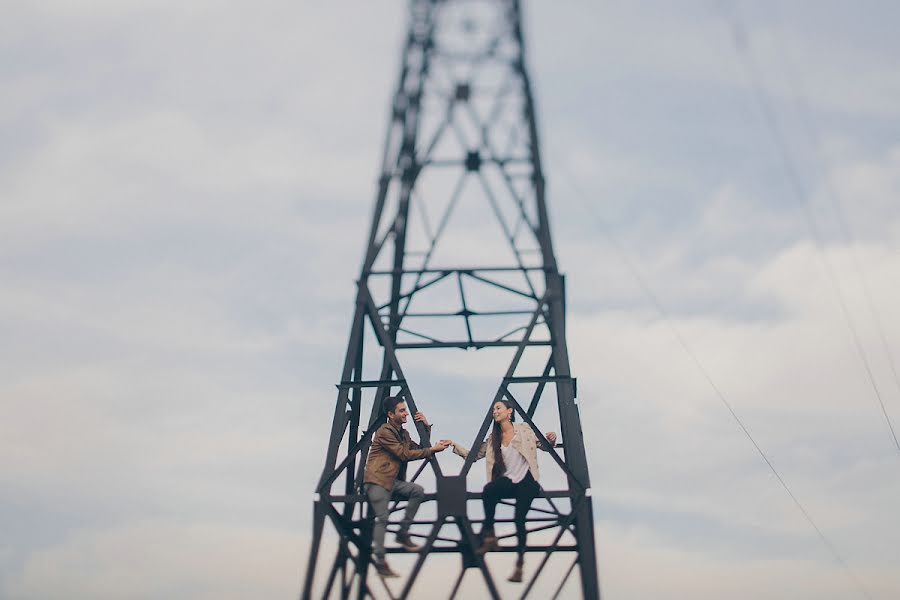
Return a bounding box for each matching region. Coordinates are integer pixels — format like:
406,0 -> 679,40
720,0 -> 900,458
553,159 -> 873,600
766,2 -> 900,435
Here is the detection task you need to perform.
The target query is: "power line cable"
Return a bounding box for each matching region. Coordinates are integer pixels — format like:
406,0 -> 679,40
551,156 -> 873,600
766,1 -> 900,438
720,0 -> 900,458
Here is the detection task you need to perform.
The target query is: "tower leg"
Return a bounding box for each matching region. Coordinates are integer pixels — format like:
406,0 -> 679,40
301,500 -> 326,600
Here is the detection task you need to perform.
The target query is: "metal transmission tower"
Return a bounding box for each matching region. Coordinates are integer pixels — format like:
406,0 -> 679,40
302,1 -> 599,598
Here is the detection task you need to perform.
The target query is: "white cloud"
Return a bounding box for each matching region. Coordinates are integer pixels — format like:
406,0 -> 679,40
597,520 -> 900,600
4,521 -> 306,600
2,1 -> 900,599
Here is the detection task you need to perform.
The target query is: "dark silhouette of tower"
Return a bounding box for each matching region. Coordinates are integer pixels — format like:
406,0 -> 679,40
302,1 -> 600,598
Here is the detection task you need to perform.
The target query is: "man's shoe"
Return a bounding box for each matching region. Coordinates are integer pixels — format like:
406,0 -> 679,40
507,564 -> 524,583
373,559 -> 399,578
476,530 -> 498,555
395,532 -> 421,552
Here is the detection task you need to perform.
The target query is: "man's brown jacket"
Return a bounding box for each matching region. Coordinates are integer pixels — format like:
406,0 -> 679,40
364,421 -> 432,490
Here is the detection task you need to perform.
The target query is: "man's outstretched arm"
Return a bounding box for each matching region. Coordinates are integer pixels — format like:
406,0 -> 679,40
377,418 -> 450,462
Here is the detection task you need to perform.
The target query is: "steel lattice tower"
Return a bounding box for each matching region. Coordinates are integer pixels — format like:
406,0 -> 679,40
302,1 -> 599,598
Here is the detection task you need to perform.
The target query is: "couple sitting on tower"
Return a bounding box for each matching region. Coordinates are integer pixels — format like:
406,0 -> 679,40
363,395 -> 558,583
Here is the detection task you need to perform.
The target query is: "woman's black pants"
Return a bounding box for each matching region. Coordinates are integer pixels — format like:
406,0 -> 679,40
481,471 -> 540,557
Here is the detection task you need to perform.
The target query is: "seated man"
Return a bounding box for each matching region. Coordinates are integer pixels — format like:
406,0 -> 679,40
364,396 -> 450,578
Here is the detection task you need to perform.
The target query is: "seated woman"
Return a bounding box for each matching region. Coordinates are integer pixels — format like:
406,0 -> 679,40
449,399 -> 557,583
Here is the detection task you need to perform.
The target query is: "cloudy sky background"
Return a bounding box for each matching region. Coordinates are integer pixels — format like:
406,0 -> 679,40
2,1 -> 900,599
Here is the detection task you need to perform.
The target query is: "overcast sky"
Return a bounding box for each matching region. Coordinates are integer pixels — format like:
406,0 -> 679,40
2,1 -> 900,599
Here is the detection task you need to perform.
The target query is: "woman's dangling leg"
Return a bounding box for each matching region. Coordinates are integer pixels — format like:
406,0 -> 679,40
507,473 -> 539,582
481,476 -> 513,533
479,477 -> 513,553
512,473 -> 540,559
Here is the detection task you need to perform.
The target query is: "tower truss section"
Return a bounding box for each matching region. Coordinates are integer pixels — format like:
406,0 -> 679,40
302,1 -> 600,598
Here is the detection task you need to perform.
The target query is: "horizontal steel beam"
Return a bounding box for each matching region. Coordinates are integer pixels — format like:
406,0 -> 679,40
504,375 -> 575,384
335,379 -> 406,389
394,340 -> 551,349
322,489 -> 576,503
385,545 -> 578,554
365,266 -> 545,275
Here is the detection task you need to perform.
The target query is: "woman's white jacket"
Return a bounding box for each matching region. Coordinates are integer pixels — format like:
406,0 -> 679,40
453,422 -> 546,483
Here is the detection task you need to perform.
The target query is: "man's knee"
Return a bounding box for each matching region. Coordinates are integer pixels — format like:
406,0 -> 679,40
409,483 -> 425,499
370,503 -> 390,523
366,486 -> 391,519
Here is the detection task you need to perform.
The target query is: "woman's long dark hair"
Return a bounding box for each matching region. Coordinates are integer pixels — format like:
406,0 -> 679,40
491,399 -> 514,480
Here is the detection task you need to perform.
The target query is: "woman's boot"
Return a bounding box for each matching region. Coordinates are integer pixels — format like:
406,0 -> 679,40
476,529 -> 498,555
507,556 -> 524,583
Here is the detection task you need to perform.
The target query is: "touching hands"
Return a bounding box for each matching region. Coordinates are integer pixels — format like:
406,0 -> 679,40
431,439 -> 452,453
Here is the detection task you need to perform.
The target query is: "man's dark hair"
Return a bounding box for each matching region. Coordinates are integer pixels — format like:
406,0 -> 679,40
383,396 -> 405,417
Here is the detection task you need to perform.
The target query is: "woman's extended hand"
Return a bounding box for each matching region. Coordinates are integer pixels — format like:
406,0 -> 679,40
430,439 -> 451,452
544,431 -> 557,446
